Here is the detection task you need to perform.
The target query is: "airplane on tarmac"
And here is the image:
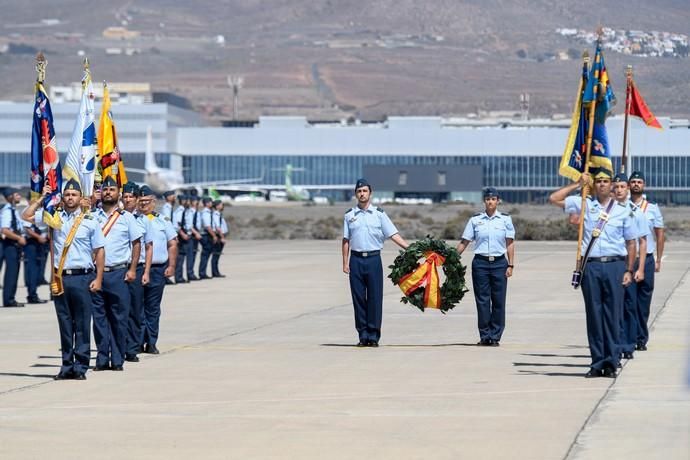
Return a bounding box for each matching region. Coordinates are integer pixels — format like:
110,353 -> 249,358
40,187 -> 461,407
227,164 -> 352,202
125,126 -> 263,195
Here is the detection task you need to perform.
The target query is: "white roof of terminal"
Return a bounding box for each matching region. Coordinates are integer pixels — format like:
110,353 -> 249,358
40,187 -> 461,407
172,115 -> 688,157
1,101 -> 689,157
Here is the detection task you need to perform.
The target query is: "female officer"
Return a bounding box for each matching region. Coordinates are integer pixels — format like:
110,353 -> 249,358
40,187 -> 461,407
456,187 -> 515,346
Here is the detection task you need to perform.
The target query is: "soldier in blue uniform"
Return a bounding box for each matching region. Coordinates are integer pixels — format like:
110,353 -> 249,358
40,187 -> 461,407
137,185 -> 177,354
612,173 -> 650,360
198,197 -> 215,279
161,190 -> 175,220
173,194 -> 193,283
1,187 -> 26,308
456,187 -> 515,346
628,171 -> 665,351
21,193 -> 49,304
210,199 -> 226,278
91,176 -> 143,371
342,179 -> 408,347
123,182 -> 153,362
549,169 -> 638,378
188,195 -> 202,281
23,179 -> 105,380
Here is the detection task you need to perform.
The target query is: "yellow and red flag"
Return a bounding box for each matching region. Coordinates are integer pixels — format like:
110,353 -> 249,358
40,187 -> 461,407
628,80 -> 662,130
97,83 -> 128,187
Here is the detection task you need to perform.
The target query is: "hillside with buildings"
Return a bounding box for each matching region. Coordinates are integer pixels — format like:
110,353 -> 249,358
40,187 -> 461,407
1,0 -> 689,122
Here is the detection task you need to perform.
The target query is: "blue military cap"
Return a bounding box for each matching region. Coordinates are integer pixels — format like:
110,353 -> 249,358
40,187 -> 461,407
102,175 -> 118,188
63,178 -> 82,193
212,199 -> 221,207
629,171 -> 645,182
613,172 -> 629,183
138,185 -> 154,197
590,167 -> 613,180
163,190 -> 175,198
483,187 -> 499,198
178,194 -> 188,202
189,194 -> 199,202
355,178 -> 371,191
3,186 -> 19,198
202,196 -> 212,204
122,181 -> 137,194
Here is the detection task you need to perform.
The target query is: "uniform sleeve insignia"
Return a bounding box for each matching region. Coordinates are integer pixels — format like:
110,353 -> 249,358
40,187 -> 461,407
376,207 -> 385,213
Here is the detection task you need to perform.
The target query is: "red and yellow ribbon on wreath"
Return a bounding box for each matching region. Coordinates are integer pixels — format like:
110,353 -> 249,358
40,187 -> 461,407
397,252 -> 446,309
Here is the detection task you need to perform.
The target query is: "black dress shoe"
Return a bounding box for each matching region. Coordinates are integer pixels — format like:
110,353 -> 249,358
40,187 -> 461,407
144,344 -> 160,354
489,340 -> 500,347
367,341 -> 379,347
188,276 -> 200,281
584,369 -> 601,378
27,297 -> 48,304
165,278 -> 175,285
198,275 -> 211,280
73,373 -> 87,380
174,278 -> 187,284
477,339 -> 491,346
54,371 -> 73,380
602,367 -> 617,378
636,343 -> 648,351
125,355 -> 140,362
622,351 -> 634,360
111,365 -> 124,371
93,365 -> 110,371
213,274 -> 226,278
356,341 -> 368,347
3,301 -> 25,308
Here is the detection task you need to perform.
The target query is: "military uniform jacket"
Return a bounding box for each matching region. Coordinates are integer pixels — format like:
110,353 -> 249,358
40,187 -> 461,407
461,211 -> 515,257
343,205 -> 398,252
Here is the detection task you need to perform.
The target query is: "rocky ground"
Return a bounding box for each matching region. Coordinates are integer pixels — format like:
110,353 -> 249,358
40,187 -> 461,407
223,201 -> 690,241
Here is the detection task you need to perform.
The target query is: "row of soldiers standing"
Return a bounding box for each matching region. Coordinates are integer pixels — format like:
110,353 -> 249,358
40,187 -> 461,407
5,177 -> 227,380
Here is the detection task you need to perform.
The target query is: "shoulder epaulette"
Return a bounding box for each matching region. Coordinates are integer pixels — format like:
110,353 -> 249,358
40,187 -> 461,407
472,212 -> 481,217
616,202 -> 627,208
152,212 -> 159,217
376,207 -> 384,213
117,209 -> 125,215
500,212 -> 510,216
345,208 -> 353,215
83,215 -> 93,220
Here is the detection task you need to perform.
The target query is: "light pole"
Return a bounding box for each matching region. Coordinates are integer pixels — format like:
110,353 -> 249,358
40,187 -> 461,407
227,75 -> 243,121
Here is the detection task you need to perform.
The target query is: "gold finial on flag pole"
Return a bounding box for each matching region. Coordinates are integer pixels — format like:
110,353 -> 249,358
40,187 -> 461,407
36,52 -> 47,84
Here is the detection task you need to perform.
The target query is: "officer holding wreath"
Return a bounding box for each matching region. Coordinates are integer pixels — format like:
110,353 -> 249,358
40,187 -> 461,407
342,179 -> 408,347
456,187 -> 515,347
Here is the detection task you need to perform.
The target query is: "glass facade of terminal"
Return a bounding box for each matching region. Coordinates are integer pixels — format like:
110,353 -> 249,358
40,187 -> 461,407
182,154 -> 690,203
2,152 -> 690,204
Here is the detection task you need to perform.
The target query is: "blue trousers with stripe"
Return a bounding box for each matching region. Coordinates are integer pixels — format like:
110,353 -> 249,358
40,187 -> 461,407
92,268 -> 131,368
127,265 -> 145,356
471,256 -> 508,342
53,273 -> 94,376
2,241 -> 21,306
349,253 -> 383,343
143,265 -> 166,347
581,259 -> 624,371
635,255 -> 655,347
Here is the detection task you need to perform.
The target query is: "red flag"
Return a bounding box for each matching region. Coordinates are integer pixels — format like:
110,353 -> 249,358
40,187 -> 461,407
628,81 -> 662,129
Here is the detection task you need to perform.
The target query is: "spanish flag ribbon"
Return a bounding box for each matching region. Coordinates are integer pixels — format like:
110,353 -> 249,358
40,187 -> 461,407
397,251 -> 446,309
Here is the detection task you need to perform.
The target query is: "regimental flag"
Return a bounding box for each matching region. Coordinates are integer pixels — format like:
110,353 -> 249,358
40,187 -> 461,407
584,41 -> 616,124
97,83 -> 128,187
559,58 -> 613,181
628,79 -> 662,129
30,82 -> 63,229
65,65 -> 97,196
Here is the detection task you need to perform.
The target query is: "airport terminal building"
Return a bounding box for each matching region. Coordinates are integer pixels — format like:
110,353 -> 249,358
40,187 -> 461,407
2,100 -> 690,203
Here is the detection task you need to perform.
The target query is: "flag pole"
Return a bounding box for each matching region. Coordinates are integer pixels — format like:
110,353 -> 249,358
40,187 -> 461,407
621,65 -> 633,174
575,40 -> 602,273
36,52 -> 57,296
81,57 -> 92,212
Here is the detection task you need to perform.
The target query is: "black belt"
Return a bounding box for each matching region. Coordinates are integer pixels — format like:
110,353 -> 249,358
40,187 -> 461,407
104,263 -> 129,272
475,254 -> 505,262
587,256 -> 625,263
62,268 -> 94,276
351,250 -> 380,258
151,262 -> 167,268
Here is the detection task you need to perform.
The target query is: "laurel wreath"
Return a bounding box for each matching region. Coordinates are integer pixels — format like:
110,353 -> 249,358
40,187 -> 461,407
388,236 -> 468,313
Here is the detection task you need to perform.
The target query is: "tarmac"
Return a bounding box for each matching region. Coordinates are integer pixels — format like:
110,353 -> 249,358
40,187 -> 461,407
0,240 -> 688,460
